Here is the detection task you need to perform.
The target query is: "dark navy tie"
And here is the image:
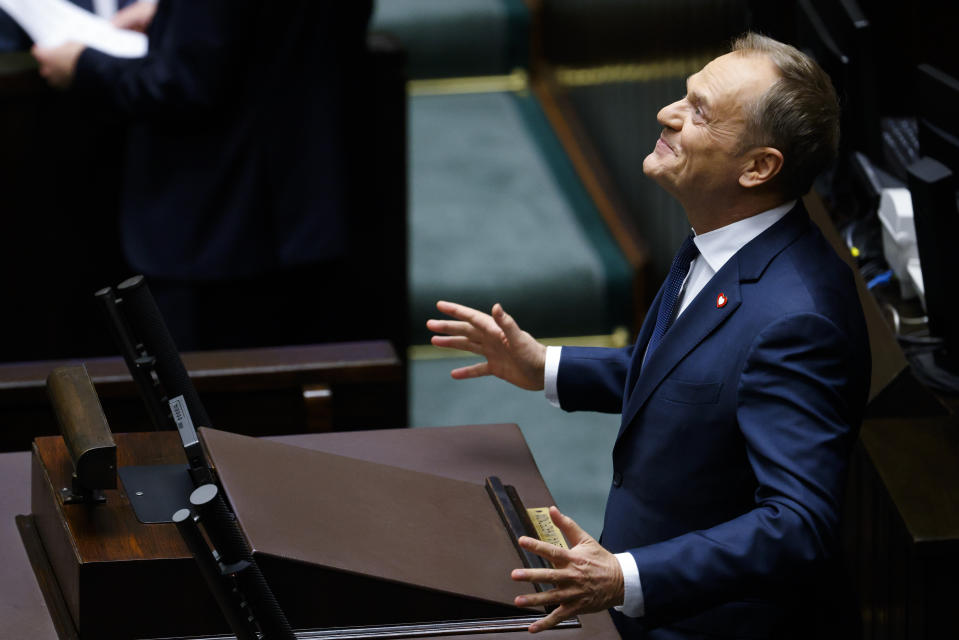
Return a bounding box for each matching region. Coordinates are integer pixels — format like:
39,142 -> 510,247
644,235 -> 699,363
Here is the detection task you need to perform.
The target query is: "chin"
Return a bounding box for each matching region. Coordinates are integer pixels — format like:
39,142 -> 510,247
642,153 -> 658,177
642,155 -> 672,183
643,165 -> 676,193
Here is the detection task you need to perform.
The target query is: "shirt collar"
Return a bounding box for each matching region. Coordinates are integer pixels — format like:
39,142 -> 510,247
691,200 -> 796,273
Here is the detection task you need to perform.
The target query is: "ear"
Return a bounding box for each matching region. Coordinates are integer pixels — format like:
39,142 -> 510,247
739,147 -> 784,188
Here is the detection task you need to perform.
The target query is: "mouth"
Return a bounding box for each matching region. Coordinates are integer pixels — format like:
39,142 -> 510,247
655,135 -> 676,155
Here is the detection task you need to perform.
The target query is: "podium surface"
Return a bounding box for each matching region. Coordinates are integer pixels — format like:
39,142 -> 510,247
205,428 -> 526,598
6,424 -> 620,639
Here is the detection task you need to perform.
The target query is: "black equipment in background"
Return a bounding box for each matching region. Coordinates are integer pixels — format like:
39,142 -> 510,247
795,0 -> 881,163
917,64 -> 959,174
904,64 -> 959,390
95,275 -> 214,486
96,275 -> 297,637
175,484 -> 296,640
906,158 -> 959,384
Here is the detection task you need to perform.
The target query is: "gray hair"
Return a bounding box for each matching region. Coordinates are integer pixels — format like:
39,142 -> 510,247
732,33 -> 840,199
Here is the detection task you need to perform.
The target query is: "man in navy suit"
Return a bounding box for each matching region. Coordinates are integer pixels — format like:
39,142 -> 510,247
30,0 -> 372,349
429,33 -> 870,639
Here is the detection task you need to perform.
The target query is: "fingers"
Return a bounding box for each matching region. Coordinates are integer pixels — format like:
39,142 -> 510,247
450,361 -> 490,380
509,510 -> 621,633
435,300 -> 487,324
491,303 -> 521,343
511,565 -> 566,586
30,45 -> 46,66
429,335 -> 483,356
111,1 -> 156,31
548,506 -> 590,546
529,603 -> 577,633
430,302 -> 504,343
517,535 -> 571,564
30,48 -> 53,82
426,318 -> 481,340
514,586 -> 579,609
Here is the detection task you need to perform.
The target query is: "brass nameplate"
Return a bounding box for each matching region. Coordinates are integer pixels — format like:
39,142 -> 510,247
526,508 -> 569,549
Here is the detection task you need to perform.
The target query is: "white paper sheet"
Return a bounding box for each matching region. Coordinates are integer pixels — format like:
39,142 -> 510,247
92,0 -> 118,18
0,0 -> 147,58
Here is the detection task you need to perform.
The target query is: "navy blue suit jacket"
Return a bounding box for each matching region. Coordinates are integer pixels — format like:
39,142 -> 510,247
558,202 -> 870,638
73,0 -> 371,280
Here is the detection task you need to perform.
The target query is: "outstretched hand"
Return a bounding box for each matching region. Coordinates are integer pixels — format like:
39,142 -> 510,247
511,507 -> 624,633
427,301 -> 547,391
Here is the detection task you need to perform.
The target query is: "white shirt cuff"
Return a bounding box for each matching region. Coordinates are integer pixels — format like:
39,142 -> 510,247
614,551 -> 645,618
544,346 -> 562,407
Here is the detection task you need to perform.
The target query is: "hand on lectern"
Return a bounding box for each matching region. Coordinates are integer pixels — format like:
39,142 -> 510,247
510,506 -> 624,632
427,301 -> 547,391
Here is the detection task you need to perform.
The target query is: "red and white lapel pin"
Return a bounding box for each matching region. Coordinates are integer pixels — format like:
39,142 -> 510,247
716,292 -> 728,308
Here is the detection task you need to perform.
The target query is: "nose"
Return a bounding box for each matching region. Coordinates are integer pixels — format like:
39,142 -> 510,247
657,99 -> 684,131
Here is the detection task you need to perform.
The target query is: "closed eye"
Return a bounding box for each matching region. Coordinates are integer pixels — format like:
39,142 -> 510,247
686,88 -> 709,120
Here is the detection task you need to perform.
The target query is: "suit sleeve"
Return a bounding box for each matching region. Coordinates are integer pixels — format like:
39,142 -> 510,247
629,312 -> 868,619
556,346 -> 634,413
73,0 -> 259,120
0,10 -> 29,52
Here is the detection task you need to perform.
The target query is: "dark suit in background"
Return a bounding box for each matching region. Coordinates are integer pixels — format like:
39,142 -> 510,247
557,202 -> 871,638
72,0 -> 374,349
0,1 -> 139,361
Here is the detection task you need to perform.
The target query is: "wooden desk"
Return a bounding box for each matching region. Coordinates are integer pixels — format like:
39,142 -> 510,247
5,424 -> 619,639
1,449 -> 57,639
0,341 -> 406,452
844,415 -> 959,639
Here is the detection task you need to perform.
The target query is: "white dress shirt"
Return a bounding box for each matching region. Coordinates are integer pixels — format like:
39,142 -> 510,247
543,200 -> 795,617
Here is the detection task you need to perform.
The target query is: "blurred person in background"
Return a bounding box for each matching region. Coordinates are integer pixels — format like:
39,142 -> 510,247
32,0 -> 373,350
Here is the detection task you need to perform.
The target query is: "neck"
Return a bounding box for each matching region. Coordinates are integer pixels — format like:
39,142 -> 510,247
682,190 -> 789,234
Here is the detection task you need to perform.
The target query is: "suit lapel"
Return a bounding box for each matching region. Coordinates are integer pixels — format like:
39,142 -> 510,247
617,262 -> 742,441
615,202 -> 812,444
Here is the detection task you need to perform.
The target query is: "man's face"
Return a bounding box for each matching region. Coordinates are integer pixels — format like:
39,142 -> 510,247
642,52 -> 780,201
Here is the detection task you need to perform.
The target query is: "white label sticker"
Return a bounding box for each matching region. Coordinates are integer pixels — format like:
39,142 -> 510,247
168,395 -> 199,447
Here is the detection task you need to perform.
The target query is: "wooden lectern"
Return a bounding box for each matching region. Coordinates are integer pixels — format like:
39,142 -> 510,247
203,428 -> 551,631
23,426 -> 619,639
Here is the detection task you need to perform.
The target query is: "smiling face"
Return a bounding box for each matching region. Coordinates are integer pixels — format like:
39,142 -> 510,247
642,52 -> 781,212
